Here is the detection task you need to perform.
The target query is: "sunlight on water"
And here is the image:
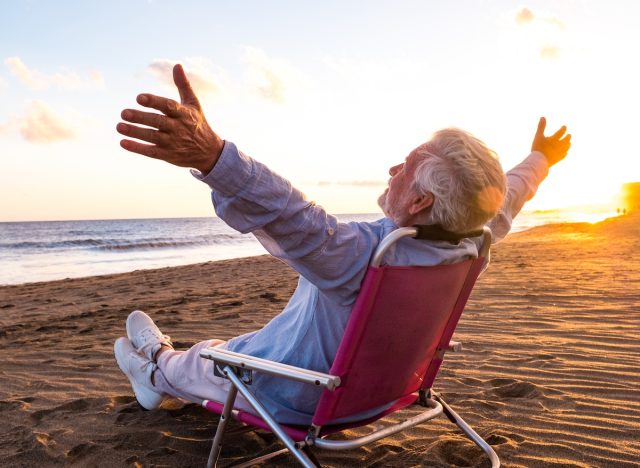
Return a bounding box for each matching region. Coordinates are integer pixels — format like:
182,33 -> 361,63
512,206 -> 620,233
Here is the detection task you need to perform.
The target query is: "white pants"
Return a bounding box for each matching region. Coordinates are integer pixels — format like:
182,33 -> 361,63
153,339 -> 256,414
153,340 -> 390,425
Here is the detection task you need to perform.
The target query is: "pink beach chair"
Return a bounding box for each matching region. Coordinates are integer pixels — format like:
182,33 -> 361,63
199,226 -> 500,467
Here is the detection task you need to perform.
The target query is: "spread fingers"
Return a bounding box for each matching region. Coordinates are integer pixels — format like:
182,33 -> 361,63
121,108 -> 171,131
119,139 -> 169,161
116,122 -> 168,146
136,93 -> 181,117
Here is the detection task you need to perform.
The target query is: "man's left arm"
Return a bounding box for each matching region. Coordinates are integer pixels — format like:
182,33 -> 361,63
488,117 -> 571,242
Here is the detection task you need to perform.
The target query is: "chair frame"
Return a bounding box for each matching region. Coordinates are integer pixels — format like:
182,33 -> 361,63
199,226 -> 499,468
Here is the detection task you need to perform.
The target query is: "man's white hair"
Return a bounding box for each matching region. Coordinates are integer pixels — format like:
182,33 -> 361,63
413,128 -> 507,232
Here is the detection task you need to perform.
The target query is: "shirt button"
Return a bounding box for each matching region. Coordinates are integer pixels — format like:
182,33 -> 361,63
327,227 -> 335,236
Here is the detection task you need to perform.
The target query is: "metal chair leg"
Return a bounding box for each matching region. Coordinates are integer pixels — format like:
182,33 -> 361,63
207,385 -> 239,468
432,392 -> 500,468
224,366 -> 317,468
302,445 -> 321,467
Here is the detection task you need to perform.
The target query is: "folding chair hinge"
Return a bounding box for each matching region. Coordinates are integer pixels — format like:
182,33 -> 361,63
418,388 -> 431,407
214,362 -> 253,385
436,341 -> 463,359
304,424 -> 321,447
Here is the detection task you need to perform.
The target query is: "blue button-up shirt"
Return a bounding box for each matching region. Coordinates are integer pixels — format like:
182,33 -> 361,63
195,141 -> 549,424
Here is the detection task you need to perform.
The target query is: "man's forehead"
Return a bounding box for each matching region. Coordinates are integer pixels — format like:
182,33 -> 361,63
407,147 -> 430,164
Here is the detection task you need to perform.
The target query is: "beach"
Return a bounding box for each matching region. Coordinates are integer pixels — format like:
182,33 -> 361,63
0,214 -> 638,467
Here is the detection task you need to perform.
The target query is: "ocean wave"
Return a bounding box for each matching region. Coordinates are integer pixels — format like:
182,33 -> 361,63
0,234 -> 248,252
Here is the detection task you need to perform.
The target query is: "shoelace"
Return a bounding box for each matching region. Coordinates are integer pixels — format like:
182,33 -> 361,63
136,327 -> 173,359
137,356 -> 158,374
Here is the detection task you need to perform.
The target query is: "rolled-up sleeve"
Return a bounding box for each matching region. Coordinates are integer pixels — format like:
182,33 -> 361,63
488,151 -> 549,243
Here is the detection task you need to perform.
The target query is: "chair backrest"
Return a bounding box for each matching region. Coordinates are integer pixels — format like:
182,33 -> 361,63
312,227 -> 490,426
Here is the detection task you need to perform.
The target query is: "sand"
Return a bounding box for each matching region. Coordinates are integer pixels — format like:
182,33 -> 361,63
0,214 -> 638,467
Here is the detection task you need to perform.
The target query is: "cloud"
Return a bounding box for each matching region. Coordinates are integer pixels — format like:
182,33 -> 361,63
4,56 -> 105,90
318,180 -> 386,187
243,47 -> 306,104
19,101 -> 77,143
540,45 -> 560,60
515,7 -> 534,25
0,76 -> 7,94
147,58 -> 221,97
514,7 -> 565,29
4,57 -> 45,89
146,52 -> 306,105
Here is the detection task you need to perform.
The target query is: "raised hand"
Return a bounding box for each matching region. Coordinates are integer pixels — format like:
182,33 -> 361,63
117,64 -> 223,174
531,117 -> 572,167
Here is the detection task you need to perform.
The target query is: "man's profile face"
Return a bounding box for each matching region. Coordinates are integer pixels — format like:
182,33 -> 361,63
378,148 -> 426,226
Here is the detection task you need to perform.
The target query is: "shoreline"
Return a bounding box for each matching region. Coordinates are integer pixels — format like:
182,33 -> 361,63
0,213 -> 624,289
0,214 -> 638,466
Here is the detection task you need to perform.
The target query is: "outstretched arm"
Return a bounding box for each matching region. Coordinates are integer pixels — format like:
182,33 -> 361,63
116,64 -> 223,174
531,117 -> 571,167
488,117 -> 572,242
117,65 -> 366,298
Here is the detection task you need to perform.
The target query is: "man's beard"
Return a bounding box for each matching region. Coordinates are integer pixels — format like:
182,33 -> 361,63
377,190 -> 388,214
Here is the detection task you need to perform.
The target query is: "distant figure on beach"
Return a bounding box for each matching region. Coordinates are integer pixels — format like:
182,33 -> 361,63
114,64 -> 571,423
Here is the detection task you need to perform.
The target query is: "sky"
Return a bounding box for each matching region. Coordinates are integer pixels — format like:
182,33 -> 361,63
1,0 -> 639,221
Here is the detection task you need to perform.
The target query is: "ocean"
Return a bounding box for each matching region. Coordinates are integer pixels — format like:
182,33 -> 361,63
0,208 -> 618,286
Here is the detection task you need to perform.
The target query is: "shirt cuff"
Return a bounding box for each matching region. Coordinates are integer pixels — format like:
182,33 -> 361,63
524,151 -> 550,181
190,140 -> 254,195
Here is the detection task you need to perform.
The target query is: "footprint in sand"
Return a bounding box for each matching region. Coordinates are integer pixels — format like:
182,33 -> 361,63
146,446 -> 178,457
433,437 -> 485,467
101,395 -> 136,412
66,442 -> 98,462
259,292 -> 283,303
2,426 -> 63,463
0,399 -> 31,412
488,378 -> 540,398
486,432 -> 526,446
31,398 -> 90,421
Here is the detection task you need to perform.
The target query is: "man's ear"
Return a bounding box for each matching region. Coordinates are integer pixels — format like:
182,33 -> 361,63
409,192 -> 434,215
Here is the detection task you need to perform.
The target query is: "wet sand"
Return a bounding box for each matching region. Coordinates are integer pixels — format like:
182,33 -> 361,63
1,214 -> 638,467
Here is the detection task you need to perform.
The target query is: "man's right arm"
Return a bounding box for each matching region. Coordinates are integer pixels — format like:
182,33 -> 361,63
196,141 -> 374,301
117,64 -> 369,299
117,64 -> 224,175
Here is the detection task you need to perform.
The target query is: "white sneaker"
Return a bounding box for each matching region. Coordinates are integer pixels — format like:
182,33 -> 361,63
114,337 -> 166,410
126,310 -> 173,362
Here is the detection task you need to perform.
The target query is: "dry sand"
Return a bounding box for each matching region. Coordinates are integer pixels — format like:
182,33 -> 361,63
1,214 -> 638,467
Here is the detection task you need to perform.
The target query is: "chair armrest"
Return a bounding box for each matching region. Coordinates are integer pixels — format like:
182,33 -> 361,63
199,347 -> 341,391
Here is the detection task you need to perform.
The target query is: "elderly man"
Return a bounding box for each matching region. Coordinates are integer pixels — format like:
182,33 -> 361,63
114,64 -> 570,425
